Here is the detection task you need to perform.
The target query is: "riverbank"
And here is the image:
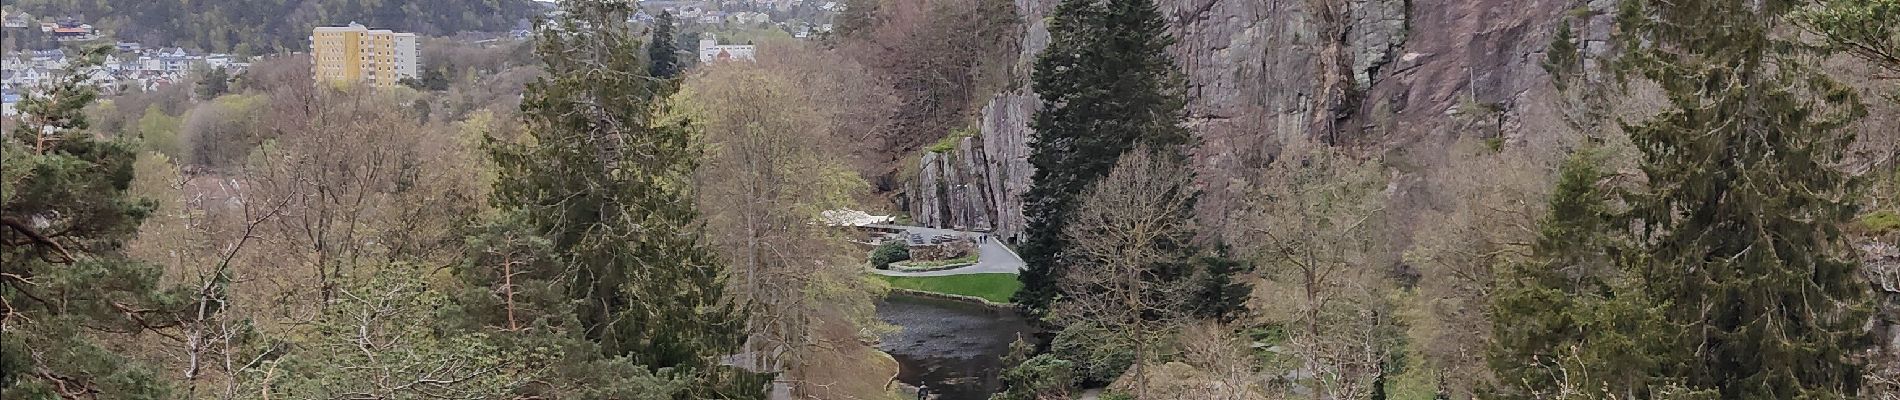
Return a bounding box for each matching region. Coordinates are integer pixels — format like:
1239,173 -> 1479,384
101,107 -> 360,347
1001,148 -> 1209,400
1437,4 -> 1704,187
872,273 -> 1021,304
794,316 -> 908,400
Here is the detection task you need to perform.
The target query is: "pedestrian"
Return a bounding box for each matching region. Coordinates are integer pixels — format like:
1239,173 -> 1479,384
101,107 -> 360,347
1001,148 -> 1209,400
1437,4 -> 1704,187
916,384 -> 930,400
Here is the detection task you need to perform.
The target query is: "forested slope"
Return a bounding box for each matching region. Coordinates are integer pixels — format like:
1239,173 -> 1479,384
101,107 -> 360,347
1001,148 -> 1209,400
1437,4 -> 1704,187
6,0 -> 546,52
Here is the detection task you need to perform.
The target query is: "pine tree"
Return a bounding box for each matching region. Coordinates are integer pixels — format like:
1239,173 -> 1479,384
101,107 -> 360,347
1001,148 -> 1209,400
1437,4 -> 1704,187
648,11 -> 680,78
489,1 -> 756,397
1015,0 -> 1192,316
2,46 -> 191,398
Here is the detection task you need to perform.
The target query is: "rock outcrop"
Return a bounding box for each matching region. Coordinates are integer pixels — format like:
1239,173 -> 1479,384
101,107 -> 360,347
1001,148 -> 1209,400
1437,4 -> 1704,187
904,0 -> 1051,243
908,138 -> 997,232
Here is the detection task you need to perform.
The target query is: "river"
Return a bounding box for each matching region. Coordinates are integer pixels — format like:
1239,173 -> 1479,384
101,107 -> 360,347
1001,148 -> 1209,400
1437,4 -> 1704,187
875,294 -> 1039,400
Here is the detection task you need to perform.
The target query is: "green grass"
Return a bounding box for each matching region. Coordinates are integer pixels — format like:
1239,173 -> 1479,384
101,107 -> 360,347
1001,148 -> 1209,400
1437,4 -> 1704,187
873,273 -> 1021,304
926,127 -> 977,153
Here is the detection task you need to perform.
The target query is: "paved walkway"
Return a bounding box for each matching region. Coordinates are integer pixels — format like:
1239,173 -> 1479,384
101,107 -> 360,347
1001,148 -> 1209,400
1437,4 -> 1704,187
867,225 -> 1026,277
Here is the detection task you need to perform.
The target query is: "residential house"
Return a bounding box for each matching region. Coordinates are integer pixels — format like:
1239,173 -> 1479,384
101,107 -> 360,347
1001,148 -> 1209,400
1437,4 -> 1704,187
2,89 -> 20,116
2,11 -> 31,29
51,21 -> 97,42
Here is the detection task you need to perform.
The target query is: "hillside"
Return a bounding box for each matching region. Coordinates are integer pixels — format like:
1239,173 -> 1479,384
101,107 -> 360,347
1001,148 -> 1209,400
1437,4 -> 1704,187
4,0 -> 548,53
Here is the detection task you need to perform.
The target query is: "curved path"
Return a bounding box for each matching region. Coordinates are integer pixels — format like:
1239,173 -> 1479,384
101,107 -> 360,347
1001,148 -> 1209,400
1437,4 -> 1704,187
865,225 -> 1026,277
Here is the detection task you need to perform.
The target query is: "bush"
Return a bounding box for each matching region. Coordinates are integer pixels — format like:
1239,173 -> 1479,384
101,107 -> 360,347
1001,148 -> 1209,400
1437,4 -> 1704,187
992,355 -> 1077,400
1050,324 -> 1136,386
868,241 -> 910,269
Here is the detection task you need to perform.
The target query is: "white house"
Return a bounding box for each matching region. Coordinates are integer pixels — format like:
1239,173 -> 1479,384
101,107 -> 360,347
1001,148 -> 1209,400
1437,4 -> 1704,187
697,35 -> 755,63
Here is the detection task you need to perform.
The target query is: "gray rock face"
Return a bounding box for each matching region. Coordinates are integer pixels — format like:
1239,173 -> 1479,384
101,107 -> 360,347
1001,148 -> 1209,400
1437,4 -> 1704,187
908,138 -> 996,232
905,0 -> 1051,243
908,0 -> 1580,243
1157,0 -> 1409,231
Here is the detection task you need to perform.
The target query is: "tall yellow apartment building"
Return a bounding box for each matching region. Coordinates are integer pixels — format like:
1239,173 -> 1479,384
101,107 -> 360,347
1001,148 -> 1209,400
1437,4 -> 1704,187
310,23 -> 419,88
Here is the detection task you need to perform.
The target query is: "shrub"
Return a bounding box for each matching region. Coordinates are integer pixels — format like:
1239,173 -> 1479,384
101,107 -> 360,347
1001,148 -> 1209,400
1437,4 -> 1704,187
992,355 -> 1077,400
868,241 -> 911,269
1050,324 -> 1136,386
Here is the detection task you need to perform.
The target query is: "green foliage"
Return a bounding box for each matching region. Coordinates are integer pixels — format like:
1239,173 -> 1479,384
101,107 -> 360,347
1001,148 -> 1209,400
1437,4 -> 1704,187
990,355 -> 1078,400
196,66 -> 230,99
1187,246 -> 1252,322
1,45 -> 187,399
1794,0 -> 1900,72
871,273 -> 1021,303
1859,209 -> 1900,234
260,263 -> 542,399
1493,0 -> 1877,396
484,1 -> 756,397
134,105 -> 182,157
1542,21 -> 1583,89
1049,323 -> 1136,385
869,240 -> 911,269
1016,0 -> 1192,316
649,12 -> 680,79
927,127 -> 976,153
7,0 -> 546,52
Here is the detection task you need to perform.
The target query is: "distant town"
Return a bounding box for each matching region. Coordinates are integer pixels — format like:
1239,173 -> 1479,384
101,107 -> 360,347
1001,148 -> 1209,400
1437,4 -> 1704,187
3,0 -> 840,115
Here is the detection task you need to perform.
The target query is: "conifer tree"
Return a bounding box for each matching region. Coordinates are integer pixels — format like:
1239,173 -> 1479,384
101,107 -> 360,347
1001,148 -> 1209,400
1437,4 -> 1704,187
649,11 -> 680,78
1015,0 -> 1193,315
2,46 -> 193,398
196,66 -> 230,99
488,1 -> 756,397
1614,1 -> 1872,395
1492,0 -> 1875,397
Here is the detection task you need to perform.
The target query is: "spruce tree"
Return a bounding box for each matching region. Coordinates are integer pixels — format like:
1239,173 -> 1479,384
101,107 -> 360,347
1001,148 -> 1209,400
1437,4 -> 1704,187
1492,0 -> 1876,397
1014,0 -> 1192,315
648,11 -> 680,78
1616,1 -> 1872,396
1489,152 -> 1660,397
2,46 -> 190,398
490,1 -> 755,397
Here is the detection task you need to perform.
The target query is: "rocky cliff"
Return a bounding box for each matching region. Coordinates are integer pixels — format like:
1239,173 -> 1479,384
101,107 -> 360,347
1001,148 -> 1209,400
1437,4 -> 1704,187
904,0 -> 1880,249
908,0 -> 1590,240
905,0 -> 1051,242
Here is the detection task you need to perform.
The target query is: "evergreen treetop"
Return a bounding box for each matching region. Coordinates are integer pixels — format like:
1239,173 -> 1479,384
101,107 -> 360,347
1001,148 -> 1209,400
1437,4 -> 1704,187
488,1 -> 756,397
1492,0 -> 1876,397
649,11 -> 681,79
2,46 -> 190,399
1015,0 -> 1193,316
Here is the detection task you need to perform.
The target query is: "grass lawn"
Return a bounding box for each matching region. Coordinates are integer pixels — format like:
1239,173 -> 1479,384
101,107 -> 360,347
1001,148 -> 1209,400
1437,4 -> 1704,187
873,273 -> 1021,304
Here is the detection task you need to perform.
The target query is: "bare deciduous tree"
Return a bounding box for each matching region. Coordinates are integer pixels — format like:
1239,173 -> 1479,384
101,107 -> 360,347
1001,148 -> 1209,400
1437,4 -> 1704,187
1240,139 -> 1396,400
1051,148 -> 1200,398
678,45 -> 888,397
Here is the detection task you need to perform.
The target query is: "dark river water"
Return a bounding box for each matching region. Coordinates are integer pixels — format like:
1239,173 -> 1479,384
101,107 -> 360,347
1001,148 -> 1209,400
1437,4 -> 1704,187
875,294 -> 1039,400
